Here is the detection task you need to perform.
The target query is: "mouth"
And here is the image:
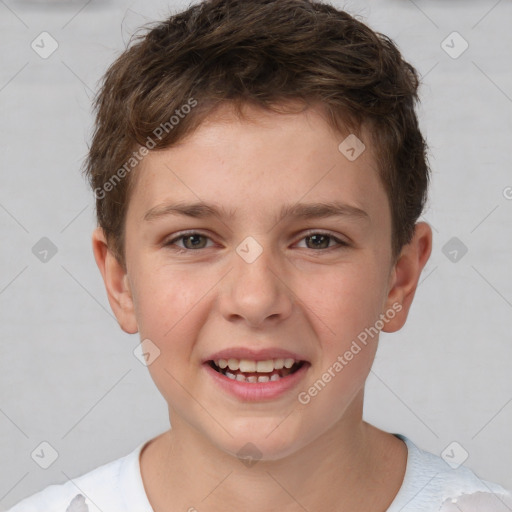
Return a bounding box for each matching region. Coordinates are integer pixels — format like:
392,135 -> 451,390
207,357 -> 306,383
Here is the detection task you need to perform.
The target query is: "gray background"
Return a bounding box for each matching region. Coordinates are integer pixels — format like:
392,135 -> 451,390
1,0 -> 511,508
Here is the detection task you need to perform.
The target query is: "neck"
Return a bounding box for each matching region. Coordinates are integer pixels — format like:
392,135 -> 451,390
140,397 -> 407,512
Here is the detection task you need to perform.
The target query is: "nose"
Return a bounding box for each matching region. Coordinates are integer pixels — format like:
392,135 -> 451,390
218,242 -> 294,328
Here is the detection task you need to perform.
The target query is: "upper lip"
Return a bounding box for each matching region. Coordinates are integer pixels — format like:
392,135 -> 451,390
203,347 -> 309,364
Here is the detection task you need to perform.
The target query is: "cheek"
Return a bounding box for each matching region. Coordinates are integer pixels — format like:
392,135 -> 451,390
132,262 -> 211,338
300,261 -> 386,343
132,265 -> 210,403
297,275 -> 381,421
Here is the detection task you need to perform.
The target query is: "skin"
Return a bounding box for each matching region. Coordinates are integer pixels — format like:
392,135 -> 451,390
92,102 -> 432,512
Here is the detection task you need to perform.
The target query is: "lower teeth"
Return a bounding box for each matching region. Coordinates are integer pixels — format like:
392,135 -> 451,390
210,360 -> 303,383
224,370 -> 282,383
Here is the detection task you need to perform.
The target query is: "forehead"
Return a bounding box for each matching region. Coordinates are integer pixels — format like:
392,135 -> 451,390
127,103 -> 388,227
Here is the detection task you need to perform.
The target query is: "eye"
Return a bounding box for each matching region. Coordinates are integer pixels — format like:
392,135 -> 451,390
164,231 -> 214,251
296,231 -> 349,250
163,230 -> 349,253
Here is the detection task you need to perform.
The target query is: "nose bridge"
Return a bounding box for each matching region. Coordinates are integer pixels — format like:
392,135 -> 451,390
220,236 -> 293,325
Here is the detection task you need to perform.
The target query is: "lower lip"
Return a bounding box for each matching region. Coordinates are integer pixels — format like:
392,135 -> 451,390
203,362 -> 310,402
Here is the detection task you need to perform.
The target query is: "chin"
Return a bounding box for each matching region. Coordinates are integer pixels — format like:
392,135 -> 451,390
211,421 -> 308,464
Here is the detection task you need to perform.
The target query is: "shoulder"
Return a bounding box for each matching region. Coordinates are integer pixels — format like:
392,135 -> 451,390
6,442 -> 151,512
387,434 -> 512,512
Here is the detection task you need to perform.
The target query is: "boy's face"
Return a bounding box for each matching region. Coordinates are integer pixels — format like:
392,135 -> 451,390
94,103 -> 430,460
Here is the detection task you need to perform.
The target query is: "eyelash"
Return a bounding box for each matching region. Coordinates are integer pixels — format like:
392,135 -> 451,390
164,230 -> 349,254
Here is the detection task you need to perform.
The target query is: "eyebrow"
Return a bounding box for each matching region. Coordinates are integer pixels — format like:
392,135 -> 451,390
143,200 -> 370,224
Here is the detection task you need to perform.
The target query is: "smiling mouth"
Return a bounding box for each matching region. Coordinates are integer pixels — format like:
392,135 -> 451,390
208,358 -> 306,383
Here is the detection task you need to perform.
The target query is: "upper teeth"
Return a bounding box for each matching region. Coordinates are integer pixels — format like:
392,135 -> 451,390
215,358 -> 297,372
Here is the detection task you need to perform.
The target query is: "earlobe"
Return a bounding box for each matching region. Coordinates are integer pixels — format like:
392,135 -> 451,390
91,227 -> 138,334
381,222 -> 433,333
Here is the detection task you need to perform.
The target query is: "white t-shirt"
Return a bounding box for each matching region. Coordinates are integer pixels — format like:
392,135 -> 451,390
6,434 -> 511,512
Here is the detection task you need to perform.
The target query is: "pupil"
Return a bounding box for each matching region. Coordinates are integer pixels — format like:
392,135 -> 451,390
185,235 -> 205,249
308,234 -> 329,249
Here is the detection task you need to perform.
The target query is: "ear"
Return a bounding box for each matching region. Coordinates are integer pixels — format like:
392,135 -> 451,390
91,227 -> 138,334
381,222 -> 432,333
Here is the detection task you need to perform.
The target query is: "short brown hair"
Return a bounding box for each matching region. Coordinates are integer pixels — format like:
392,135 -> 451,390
83,0 -> 429,269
